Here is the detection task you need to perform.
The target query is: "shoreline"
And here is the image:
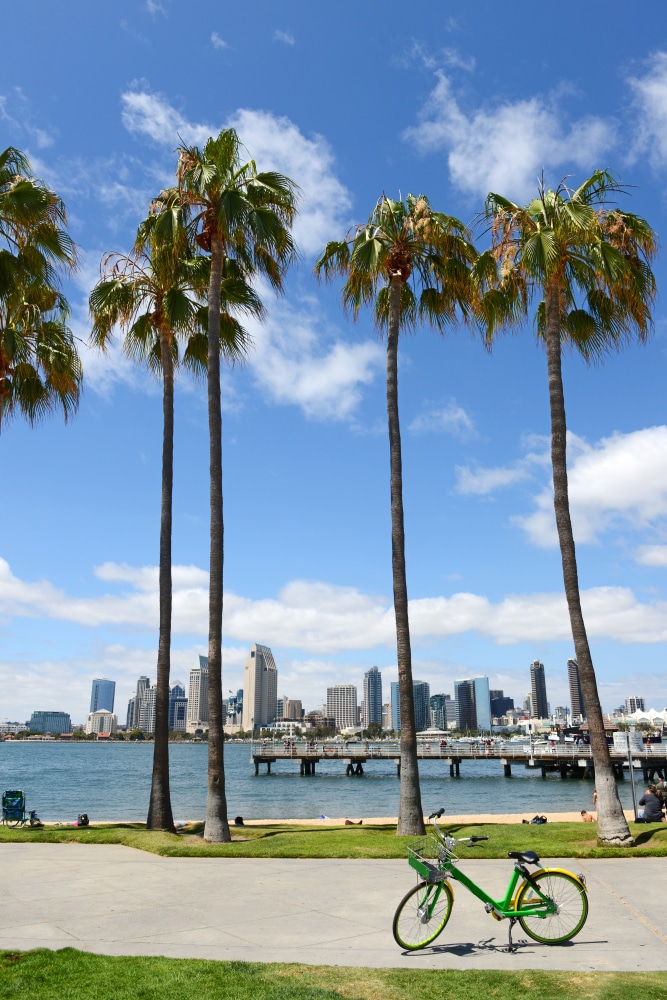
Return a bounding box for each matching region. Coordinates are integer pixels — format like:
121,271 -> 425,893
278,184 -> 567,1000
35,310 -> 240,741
42,810 -> 631,827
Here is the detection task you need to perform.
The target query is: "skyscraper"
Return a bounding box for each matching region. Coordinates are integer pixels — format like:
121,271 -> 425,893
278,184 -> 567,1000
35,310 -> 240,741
126,675 -> 150,730
169,681 -> 187,731
362,666 -> 383,726
391,679 -> 432,732
567,659 -> 585,720
242,643 -> 278,732
326,685 -> 358,729
530,660 -> 549,719
187,656 -> 209,731
454,676 -> 491,732
625,696 -> 645,714
429,693 -> 450,730
90,678 -> 115,714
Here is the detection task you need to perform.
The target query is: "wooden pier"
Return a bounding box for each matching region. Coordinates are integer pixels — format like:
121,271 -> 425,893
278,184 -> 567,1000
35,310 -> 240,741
250,740 -> 667,781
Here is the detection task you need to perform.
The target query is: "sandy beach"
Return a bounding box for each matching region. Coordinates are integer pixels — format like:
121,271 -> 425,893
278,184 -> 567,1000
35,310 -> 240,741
235,810 -> 622,826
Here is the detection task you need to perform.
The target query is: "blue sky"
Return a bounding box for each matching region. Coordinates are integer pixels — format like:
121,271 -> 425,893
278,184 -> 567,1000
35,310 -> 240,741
1,0 -> 666,724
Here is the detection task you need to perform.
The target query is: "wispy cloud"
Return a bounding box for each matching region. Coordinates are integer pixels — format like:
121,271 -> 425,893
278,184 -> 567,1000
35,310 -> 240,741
274,29 -> 295,45
628,51 -> 667,169
410,399 -> 476,437
211,31 -> 228,50
145,0 -> 166,14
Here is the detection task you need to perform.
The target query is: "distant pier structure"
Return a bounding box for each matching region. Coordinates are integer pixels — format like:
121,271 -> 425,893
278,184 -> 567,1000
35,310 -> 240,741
250,739 -> 667,782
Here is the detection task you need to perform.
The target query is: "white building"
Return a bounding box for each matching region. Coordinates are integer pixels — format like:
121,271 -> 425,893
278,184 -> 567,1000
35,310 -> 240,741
139,686 -> 156,734
243,643 -> 278,733
85,709 -> 118,735
187,656 -> 209,733
327,684 -> 358,730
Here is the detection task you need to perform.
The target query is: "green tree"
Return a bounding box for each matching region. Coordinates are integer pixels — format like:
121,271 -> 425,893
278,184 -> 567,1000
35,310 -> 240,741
477,171 -> 657,846
0,146 -> 80,429
316,194 -> 478,836
176,130 -> 298,842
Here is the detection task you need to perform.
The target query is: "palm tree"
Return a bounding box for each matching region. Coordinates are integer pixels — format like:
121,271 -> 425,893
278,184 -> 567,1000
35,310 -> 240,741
316,195 -> 478,836
477,171 -> 657,846
1,146 -> 80,429
90,195 -> 259,832
171,133 -> 297,843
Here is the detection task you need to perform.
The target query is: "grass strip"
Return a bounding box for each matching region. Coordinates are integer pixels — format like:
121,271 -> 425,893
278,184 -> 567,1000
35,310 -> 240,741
1,820 -> 667,858
1,950 -> 666,1000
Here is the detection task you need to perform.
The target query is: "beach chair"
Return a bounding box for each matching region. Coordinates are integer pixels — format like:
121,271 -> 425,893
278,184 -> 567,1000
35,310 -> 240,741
1,789 -> 41,828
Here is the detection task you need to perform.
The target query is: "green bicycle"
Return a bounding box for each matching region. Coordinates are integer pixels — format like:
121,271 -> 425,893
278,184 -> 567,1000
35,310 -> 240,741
393,808 -> 588,952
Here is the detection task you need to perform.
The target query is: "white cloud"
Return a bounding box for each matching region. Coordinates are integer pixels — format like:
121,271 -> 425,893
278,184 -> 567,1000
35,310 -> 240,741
2,557 -> 667,650
456,444 -> 549,495
404,71 -> 615,201
211,31 -> 228,50
245,290 -> 383,420
628,51 -> 667,168
145,0 -> 166,13
273,29 -> 295,45
0,92 -> 56,149
635,545 -> 667,567
120,87 -> 351,255
516,426 -> 667,547
410,399 -> 475,437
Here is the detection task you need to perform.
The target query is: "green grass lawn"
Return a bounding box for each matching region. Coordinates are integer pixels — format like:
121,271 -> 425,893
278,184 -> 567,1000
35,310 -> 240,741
0,951 -> 666,1000
1,819 -> 667,858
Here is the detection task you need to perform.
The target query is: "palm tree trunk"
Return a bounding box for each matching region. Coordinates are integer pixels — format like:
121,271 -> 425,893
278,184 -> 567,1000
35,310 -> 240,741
147,328 -> 175,832
545,281 -> 633,846
204,233 -> 231,843
387,274 -> 424,838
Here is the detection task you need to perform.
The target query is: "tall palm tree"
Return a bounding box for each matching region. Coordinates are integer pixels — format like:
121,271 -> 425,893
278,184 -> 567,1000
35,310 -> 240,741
316,195 -> 478,836
173,131 -> 297,842
90,196 -> 259,832
0,146 -> 80,429
477,171 -> 657,846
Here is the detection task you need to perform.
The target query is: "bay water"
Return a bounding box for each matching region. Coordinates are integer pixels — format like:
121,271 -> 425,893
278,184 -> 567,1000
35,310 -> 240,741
0,741 -> 639,824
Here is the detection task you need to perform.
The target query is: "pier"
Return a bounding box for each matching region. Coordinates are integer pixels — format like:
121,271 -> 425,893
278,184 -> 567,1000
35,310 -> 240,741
250,740 -> 667,781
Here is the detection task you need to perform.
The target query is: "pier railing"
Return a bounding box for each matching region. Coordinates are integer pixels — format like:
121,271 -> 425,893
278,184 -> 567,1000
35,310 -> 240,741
250,740 -> 666,761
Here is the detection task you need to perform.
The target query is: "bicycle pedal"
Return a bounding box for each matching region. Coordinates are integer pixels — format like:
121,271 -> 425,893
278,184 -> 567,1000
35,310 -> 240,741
484,903 -> 502,921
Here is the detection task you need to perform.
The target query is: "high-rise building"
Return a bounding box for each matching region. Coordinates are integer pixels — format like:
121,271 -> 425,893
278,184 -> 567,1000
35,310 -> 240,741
362,666 -> 383,726
282,698 -> 302,720
391,680 -> 432,732
127,676 -> 150,730
29,711 -> 71,734
490,691 -> 515,718
139,685 -> 157,733
168,682 -> 187,731
530,660 -> 549,719
242,644 -> 278,732
326,685 -> 358,729
187,656 -> 209,731
567,659 -> 585,720
382,702 -> 391,730
429,693 -> 451,730
90,678 -> 115,714
625,696 -> 645,714
454,676 -> 491,732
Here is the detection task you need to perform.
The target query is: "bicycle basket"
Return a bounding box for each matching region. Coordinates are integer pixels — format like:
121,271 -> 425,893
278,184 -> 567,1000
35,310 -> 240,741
407,836 -> 448,883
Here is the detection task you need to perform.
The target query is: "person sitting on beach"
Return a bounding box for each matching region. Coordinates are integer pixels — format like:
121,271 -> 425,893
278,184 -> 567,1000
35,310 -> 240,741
638,786 -> 664,822
581,810 -> 595,823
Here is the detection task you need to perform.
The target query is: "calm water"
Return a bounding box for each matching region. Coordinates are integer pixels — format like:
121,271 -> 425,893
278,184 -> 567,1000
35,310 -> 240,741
0,741 -> 638,823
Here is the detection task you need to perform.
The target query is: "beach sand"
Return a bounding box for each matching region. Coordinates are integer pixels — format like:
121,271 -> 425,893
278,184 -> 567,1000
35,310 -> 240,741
240,810 -> 620,826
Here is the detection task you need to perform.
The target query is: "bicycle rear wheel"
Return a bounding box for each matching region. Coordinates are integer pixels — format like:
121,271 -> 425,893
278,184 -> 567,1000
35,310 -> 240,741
392,880 -> 453,950
515,870 -> 588,944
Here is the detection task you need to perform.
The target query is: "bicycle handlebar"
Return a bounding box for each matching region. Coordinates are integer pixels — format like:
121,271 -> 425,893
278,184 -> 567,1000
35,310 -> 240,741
428,808 -> 446,819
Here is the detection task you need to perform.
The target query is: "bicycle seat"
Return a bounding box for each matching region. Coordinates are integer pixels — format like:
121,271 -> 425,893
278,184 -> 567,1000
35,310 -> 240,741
508,850 -> 540,864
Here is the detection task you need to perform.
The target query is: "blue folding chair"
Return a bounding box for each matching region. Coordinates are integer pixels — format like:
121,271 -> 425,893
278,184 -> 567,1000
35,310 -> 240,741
1,790 -> 41,827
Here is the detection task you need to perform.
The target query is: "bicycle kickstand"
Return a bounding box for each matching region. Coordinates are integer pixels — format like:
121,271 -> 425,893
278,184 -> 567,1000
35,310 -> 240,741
503,917 -> 519,954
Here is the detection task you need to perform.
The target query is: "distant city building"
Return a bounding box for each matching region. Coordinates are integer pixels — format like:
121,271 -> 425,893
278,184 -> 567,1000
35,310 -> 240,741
127,675 -> 150,730
454,676 -> 491,732
85,709 -> 118,735
90,678 -> 115,714
187,656 -> 209,732
168,681 -> 187,730
243,644 -> 278,732
530,660 -> 549,719
29,711 -> 71,734
282,698 -> 303,721
567,659 -> 585,720
381,702 -> 391,730
326,685 -> 358,730
303,711 -> 336,730
490,690 -> 515,718
430,693 -> 451,730
139,685 -> 157,734
625,696 -> 645,714
391,680 -> 432,732
362,667 -> 383,727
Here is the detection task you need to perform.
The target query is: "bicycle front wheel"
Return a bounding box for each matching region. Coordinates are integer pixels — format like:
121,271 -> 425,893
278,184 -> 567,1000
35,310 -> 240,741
392,880 -> 453,950
515,870 -> 588,944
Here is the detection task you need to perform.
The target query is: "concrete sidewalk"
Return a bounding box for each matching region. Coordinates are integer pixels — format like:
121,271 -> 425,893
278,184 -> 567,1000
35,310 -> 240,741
1,843 -> 666,970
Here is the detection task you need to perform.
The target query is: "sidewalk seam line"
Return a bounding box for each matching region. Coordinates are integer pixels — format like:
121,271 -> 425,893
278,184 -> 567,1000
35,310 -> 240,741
578,861 -> 667,945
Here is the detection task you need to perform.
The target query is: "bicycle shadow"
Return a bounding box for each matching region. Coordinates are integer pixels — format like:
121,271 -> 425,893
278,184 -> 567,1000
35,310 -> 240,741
399,935 -> 604,957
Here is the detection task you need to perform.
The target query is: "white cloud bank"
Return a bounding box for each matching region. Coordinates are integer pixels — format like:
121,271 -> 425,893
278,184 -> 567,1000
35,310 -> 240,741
404,72 -> 615,202
457,426 -> 667,551
2,557 -> 666,648
628,51 -> 667,169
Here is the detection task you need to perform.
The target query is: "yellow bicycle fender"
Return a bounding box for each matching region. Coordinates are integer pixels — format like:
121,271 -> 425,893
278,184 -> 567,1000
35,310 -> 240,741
513,867 -> 588,907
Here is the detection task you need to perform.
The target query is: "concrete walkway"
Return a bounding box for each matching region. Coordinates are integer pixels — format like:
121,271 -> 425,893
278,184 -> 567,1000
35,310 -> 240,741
1,844 -> 666,970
